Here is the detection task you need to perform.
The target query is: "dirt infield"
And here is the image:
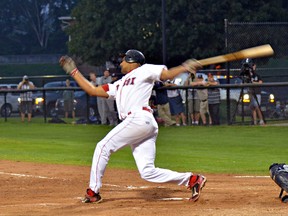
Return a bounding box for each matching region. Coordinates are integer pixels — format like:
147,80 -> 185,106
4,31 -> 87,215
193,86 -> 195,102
0,160 -> 286,216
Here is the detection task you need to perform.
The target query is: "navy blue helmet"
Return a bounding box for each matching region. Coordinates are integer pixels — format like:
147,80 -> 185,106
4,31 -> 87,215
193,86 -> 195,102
124,49 -> 145,65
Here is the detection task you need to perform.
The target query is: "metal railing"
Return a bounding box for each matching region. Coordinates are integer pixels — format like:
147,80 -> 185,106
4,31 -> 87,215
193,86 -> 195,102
1,82 -> 288,125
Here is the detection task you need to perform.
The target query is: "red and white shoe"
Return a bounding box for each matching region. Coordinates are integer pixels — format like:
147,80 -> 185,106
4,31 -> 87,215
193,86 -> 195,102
187,174 -> 207,202
81,188 -> 103,203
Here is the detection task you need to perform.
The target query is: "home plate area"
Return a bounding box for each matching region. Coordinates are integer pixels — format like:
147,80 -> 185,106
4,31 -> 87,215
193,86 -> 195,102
0,160 -> 287,216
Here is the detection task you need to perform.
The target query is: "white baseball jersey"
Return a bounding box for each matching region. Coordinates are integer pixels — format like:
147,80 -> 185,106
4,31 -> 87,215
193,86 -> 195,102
106,64 -> 166,120
89,63 -> 192,194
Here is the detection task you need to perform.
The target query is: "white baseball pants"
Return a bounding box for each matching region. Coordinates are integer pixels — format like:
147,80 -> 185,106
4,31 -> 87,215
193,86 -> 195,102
89,110 -> 192,193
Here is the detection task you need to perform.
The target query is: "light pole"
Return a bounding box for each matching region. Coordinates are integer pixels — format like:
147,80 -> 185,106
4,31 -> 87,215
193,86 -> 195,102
58,16 -> 75,42
161,0 -> 167,65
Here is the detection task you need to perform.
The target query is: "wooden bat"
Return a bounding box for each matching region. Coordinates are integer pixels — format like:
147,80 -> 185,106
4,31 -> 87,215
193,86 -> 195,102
197,44 -> 274,66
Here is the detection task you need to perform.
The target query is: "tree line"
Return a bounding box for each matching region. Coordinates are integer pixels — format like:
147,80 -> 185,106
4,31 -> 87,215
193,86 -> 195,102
0,0 -> 77,55
1,0 -> 288,67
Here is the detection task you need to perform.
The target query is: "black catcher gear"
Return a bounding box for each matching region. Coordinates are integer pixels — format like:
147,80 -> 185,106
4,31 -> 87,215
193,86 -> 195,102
269,163 -> 288,203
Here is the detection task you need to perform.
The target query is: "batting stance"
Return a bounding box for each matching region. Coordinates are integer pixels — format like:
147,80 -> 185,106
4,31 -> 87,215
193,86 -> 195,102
60,50 -> 206,203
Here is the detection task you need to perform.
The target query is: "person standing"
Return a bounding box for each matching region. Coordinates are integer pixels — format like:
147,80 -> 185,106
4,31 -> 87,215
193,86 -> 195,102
166,81 -> 187,126
154,81 -> 176,127
59,49 -> 206,203
89,72 -> 101,122
98,70 -> 118,125
63,79 -> 75,119
207,73 -> 220,125
184,73 -> 200,125
196,75 -> 210,125
249,62 -> 265,125
240,59 -> 265,125
17,75 -> 35,122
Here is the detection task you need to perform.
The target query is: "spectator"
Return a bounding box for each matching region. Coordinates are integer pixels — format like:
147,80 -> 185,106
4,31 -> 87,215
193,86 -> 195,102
191,75 -> 210,125
207,73 -> 220,125
98,70 -> 118,126
63,79 -> 75,119
17,75 -> 35,122
240,59 -> 265,125
154,81 -> 176,127
111,73 -> 119,83
166,81 -> 187,126
89,72 -> 101,122
249,62 -> 265,125
184,73 -> 200,125
111,73 -> 120,124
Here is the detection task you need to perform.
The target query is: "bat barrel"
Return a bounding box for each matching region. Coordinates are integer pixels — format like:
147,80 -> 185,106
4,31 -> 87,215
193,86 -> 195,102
197,44 -> 274,67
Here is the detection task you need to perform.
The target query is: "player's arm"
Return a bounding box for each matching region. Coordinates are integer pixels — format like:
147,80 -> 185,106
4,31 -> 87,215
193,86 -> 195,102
59,56 -> 109,98
73,72 -> 109,98
160,59 -> 201,81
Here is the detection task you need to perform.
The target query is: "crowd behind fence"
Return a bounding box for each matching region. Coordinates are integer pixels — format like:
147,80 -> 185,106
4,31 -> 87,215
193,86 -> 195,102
1,82 -> 288,125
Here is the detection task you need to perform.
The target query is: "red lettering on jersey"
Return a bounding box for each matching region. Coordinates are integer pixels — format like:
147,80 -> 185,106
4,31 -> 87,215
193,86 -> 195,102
130,77 -> 136,85
124,79 -> 130,86
123,77 -> 136,86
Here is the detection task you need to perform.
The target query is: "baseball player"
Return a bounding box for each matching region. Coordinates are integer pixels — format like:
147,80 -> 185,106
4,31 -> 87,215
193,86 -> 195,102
59,50 -> 206,203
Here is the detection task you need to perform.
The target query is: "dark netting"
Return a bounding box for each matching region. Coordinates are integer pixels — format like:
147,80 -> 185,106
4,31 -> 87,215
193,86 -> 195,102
224,21 -> 288,124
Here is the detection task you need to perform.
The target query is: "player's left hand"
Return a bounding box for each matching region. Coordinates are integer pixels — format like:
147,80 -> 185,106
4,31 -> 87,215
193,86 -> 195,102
59,55 -> 77,75
182,59 -> 202,74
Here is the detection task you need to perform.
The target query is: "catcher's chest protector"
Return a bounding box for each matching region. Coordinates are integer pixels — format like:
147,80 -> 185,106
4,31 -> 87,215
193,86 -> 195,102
269,163 -> 288,203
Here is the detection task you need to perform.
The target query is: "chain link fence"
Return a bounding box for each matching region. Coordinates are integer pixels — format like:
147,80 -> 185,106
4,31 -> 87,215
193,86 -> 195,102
1,21 -> 288,125
222,20 -> 288,124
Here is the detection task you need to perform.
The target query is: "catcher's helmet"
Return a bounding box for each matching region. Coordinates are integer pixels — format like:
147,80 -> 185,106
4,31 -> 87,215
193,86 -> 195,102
124,49 -> 145,65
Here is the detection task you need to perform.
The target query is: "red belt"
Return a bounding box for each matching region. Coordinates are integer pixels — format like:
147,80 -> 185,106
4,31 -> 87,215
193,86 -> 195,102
127,107 -> 152,115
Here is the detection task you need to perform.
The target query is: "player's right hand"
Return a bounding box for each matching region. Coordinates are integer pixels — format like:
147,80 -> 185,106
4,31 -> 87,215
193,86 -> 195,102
59,55 -> 77,75
182,59 -> 202,74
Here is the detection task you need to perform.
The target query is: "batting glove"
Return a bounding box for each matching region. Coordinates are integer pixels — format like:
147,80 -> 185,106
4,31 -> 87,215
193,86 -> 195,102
182,59 -> 202,74
59,55 -> 78,76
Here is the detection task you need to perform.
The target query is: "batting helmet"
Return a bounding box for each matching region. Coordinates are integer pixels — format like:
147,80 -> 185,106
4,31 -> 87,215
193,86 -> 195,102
124,49 -> 145,65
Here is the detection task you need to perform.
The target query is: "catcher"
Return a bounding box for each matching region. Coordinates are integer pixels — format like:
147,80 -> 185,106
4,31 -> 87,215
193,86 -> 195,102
270,163 -> 288,202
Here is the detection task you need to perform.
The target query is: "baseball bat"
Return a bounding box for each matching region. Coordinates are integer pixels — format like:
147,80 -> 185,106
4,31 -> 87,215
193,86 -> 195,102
197,44 -> 274,66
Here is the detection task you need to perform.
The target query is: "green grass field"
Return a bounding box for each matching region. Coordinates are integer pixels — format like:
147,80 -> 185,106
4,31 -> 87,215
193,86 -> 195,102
1,118 -> 287,175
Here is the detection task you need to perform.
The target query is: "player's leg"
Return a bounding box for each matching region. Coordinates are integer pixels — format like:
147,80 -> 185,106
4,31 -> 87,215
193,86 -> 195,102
131,120 -> 206,201
86,111 -> 160,202
131,136 -> 191,185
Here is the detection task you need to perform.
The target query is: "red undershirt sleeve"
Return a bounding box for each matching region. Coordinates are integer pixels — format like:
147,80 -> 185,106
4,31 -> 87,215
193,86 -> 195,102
101,84 -> 109,92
